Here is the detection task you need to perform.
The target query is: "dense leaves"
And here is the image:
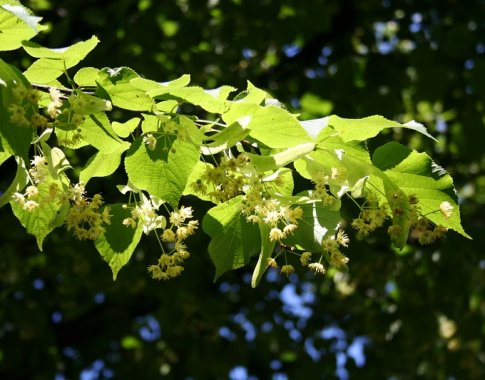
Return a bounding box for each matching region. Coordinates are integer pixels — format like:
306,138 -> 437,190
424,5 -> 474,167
0,0 -> 483,379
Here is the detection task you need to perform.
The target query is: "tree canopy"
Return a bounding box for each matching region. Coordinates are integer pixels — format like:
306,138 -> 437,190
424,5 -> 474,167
0,1 -> 483,379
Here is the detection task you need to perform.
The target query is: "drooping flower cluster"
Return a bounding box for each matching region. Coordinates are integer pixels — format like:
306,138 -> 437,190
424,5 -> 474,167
147,206 -> 199,280
11,155 -> 59,212
12,185 -> 40,212
311,169 -> 342,206
191,153 -> 250,202
244,196 -> 303,242
122,193 -> 166,234
350,190 -> 450,246
8,84 -> 48,129
351,191 -> 388,237
268,227 -> 351,279
65,183 -> 111,240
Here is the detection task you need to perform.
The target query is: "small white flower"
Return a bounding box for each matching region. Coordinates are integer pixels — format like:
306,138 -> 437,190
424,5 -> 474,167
143,133 -> 157,151
440,201 -> 453,219
23,200 -> 39,212
308,262 -> 326,274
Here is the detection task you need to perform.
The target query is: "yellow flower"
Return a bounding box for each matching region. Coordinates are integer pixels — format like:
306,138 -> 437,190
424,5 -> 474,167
280,265 -> 295,276
267,258 -> 278,268
161,229 -> 176,242
269,227 -> 285,241
300,252 -> 312,266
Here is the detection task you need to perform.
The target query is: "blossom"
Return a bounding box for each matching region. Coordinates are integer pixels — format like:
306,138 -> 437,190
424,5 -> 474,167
143,133 -> 157,151
280,265 -> 295,276
269,227 -> 285,241
440,201 -> 453,219
308,262 -> 326,275
300,252 -> 312,266
336,229 -> 350,247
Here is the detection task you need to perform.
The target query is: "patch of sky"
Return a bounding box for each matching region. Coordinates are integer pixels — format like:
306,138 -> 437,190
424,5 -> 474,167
93,292 -> 105,304
464,59 -> 475,70
282,44 -> 302,58
229,366 -> 257,380
136,314 -> 161,342
62,346 -> 79,359
409,12 -> 423,33
273,373 -> 288,380
435,117 -> 447,133
51,311 -> 62,324
242,48 -> 256,59
32,278 -> 44,290
80,360 -> 114,380
279,283 -> 314,319
320,326 -> 369,380
231,312 -> 256,341
219,326 -> 237,341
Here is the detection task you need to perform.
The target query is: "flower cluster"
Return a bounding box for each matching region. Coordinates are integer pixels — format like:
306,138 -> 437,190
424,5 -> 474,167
8,84 -> 48,129
244,197 -> 303,242
122,194 -> 166,234
47,87 -> 63,118
191,154 -> 250,202
351,192 -> 388,237
12,185 -> 40,212
148,206 -> 199,280
267,227 -> 350,279
311,170 -> 339,206
65,183 -> 111,240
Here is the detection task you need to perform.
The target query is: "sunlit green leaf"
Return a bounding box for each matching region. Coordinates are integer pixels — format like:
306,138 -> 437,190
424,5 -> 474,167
202,196 -> 260,281
95,204 -> 144,280
96,67 -> 154,111
0,2 -> 46,51
10,179 -> 70,250
328,115 -> 436,142
124,133 -> 200,207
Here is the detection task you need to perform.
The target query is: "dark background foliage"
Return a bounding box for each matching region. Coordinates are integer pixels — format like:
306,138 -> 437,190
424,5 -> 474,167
1,0 -> 484,379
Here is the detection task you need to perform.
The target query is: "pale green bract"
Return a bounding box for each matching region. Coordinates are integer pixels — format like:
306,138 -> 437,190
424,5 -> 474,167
0,0 -> 471,285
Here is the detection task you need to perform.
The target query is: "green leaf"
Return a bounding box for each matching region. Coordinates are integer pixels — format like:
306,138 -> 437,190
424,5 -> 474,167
70,91 -> 112,114
74,67 -> 100,87
112,118 -> 140,138
124,133 -> 200,207
80,145 -> 127,184
223,103 -> 313,148
23,36 -> 99,83
232,81 -> 269,104
96,67 -> 154,111
0,2 -> 46,51
151,85 -> 235,113
283,199 -> 341,252
295,130 -> 372,197
182,161 -> 216,202
130,73 -> 191,92
0,156 -> 28,208
202,197 -> 260,281
200,122 -> 250,155
81,113 -> 129,154
41,143 -> 72,179
251,221 -> 276,288
95,204 -> 144,280
371,141 -> 470,238
10,180 -> 70,250
328,115 -> 436,143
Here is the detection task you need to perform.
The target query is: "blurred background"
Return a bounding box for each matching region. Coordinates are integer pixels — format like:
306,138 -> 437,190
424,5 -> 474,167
1,0 -> 484,379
